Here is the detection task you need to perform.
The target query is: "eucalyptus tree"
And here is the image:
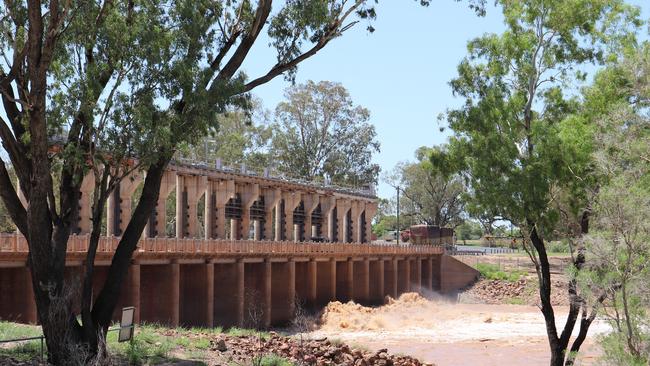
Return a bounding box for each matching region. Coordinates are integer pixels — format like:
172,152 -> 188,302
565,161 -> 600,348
0,1 -> 389,363
387,146 -> 466,228
270,80 -> 380,186
578,42 -> 650,365
438,0 -> 640,364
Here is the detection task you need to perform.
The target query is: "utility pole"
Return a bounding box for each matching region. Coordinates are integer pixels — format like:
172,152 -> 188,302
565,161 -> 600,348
396,186 -> 400,244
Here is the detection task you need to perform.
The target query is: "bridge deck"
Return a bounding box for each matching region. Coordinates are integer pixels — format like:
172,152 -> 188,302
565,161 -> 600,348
0,234 -> 443,264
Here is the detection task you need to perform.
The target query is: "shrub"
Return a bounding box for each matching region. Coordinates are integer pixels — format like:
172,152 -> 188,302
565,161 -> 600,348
476,263 -> 525,282
547,240 -> 571,253
258,354 -> 294,366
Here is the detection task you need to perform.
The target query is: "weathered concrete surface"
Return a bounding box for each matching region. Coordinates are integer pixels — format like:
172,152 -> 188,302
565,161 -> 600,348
0,253 -> 480,329
440,255 -> 479,294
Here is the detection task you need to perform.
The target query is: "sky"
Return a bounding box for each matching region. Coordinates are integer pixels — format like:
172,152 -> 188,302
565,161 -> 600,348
240,1 -> 650,200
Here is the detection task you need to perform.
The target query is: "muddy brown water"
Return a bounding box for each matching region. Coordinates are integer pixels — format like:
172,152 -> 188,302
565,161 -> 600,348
307,294 -> 606,366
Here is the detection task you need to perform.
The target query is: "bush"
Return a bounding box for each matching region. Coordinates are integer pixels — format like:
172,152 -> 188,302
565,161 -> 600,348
476,263 -> 525,282
257,354 -> 294,366
547,240 -> 571,253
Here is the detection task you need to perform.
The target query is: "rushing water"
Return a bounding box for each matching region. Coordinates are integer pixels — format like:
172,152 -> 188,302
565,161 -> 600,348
307,293 -> 608,366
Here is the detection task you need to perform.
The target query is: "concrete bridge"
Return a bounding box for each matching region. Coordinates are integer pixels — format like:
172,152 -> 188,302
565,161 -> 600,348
1,161 -> 478,329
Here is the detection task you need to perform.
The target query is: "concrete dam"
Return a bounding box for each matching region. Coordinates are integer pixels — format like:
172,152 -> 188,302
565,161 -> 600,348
0,160 -> 478,328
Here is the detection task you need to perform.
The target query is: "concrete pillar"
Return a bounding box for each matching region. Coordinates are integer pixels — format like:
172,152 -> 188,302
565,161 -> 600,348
171,262 -> 180,327
204,182 -> 214,239
346,259 -> 354,302
391,258 -> 399,299
214,180 -> 236,239
308,259 -> 317,306
329,259 -> 337,301
107,171 -> 142,236
336,199 -> 351,243
364,203 -> 378,243
129,264 -> 141,324
263,189 -> 282,241
416,258 -> 423,293
264,259 -> 272,328
175,175 -> 206,238
106,183 -> 118,236
230,219 -> 240,240
253,221 -> 262,241
274,204 -> 283,241
78,174 -> 95,234
427,257 -> 434,291
263,210 -> 273,240
206,263 -> 214,327
148,171 -> 176,238
351,201 -> 364,243
319,196 -> 336,241
303,194 -> 320,241
362,259 -> 370,302
240,184 -> 260,240
237,260 -> 245,326
283,192 -> 301,241
288,260 -> 296,317
175,175 -> 185,238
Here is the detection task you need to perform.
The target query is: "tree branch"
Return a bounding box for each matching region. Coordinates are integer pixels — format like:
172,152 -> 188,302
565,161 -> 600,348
0,158 -> 27,234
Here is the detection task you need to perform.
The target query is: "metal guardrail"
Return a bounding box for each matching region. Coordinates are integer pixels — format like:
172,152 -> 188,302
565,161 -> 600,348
0,234 -> 444,256
0,324 -> 135,363
449,246 -> 518,256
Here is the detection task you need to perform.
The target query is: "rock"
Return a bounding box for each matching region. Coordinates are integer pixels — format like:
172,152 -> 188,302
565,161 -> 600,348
214,338 -> 227,352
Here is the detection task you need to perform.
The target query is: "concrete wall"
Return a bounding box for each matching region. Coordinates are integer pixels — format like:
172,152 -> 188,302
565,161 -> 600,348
440,255 -> 479,294
294,261 -> 309,307
409,258 -> 421,293
335,260 -> 353,303
316,260 -> 335,306
243,262 -> 270,328
383,259 -> 397,299
0,267 -> 36,323
180,264 -> 212,327
0,253 -> 477,330
270,261 -> 294,325
214,262 -> 242,328
352,260 -> 369,304
368,260 -> 384,304
432,255 -> 442,291
141,264 -> 179,326
397,259 -> 410,295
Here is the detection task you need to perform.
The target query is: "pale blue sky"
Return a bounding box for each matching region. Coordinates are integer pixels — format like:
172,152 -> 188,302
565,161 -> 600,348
241,1 -> 649,200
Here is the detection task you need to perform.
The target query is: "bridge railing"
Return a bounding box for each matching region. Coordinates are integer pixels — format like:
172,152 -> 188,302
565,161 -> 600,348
0,233 -> 443,256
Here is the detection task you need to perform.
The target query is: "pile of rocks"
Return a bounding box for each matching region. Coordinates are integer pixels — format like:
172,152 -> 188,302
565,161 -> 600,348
462,277 -> 570,306
211,332 -> 434,366
467,278 -> 528,303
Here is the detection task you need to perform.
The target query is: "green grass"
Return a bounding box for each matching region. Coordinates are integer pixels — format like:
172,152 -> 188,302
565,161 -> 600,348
0,321 -> 45,361
226,327 -> 270,339
506,297 -> 526,305
476,263 -> 526,282
256,354 -> 294,366
0,320 -> 271,365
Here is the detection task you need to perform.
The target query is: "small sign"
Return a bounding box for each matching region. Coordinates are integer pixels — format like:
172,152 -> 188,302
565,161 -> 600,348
118,306 -> 135,342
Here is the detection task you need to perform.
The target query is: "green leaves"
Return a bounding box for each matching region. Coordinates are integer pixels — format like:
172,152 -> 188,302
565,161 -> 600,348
270,80 -> 379,186
441,0 -> 640,235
